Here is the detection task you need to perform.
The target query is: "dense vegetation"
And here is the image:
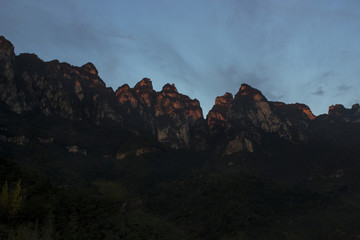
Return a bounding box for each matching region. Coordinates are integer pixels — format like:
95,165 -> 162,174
1,149 -> 360,240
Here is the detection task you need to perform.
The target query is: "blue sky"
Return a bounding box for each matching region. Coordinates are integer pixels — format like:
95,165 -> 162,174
1,0 -> 360,116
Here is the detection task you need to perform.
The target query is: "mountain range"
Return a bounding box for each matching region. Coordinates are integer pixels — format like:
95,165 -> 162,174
1,35 -> 360,239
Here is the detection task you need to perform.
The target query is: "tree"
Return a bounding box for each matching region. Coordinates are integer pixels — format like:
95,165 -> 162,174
41,211 -> 55,240
7,222 -> 40,240
9,180 -> 22,218
0,180 -> 9,220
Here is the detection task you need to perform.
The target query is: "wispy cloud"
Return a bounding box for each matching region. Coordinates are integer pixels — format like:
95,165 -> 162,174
313,87 -> 325,96
337,84 -> 351,92
318,70 -> 337,83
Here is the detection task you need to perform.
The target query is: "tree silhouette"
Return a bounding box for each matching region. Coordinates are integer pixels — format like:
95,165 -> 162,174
9,180 -> 22,218
0,180 -> 9,220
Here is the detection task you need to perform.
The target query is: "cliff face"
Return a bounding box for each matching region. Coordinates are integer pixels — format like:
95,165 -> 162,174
206,84 -> 316,154
207,92 -> 233,131
1,35 -> 358,154
115,79 -> 203,149
0,36 -> 120,122
0,36 -> 20,113
0,36 -> 204,149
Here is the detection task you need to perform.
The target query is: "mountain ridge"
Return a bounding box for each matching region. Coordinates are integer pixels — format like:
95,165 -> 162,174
2,36 -> 360,239
1,35 -> 360,154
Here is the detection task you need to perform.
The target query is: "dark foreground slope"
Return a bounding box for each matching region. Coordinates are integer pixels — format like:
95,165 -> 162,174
1,36 -> 360,239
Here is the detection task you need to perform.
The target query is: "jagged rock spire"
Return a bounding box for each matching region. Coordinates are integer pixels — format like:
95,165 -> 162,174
82,62 -> 98,75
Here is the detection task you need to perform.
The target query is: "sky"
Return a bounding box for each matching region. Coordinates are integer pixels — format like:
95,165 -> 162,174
1,0 -> 360,116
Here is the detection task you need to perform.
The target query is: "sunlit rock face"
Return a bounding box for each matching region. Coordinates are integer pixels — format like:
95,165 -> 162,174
207,92 -> 233,130
157,84 -> 203,148
82,62 -> 98,75
116,84 -> 138,108
272,102 -> 316,120
228,84 -> 284,153
107,78 -> 205,149
0,36 -> 120,122
299,104 -> 316,120
116,79 -> 203,149
270,102 -> 316,141
206,84 -> 289,154
133,78 -> 156,108
207,84 -> 317,155
115,78 -> 157,134
231,84 -> 288,135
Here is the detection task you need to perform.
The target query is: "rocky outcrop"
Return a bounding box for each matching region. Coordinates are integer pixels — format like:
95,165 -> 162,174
231,84 -> 290,136
328,104 -> 360,122
207,84 -> 316,155
116,147 -> 157,160
0,36 -> 25,113
0,135 -> 29,145
37,137 -> 54,144
224,133 -> 255,155
82,62 -> 98,75
0,36 -> 120,122
115,79 -> 156,134
15,54 -> 120,122
154,83 -> 202,148
270,102 -> 315,141
116,79 -> 203,149
206,84 -> 285,154
66,145 -> 87,156
272,102 -> 316,120
207,92 -> 233,130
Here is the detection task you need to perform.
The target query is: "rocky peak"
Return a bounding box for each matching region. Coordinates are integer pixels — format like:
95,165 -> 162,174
16,53 -> 44,73
134,78 -> 153,91
0,36 -> 13,47
0,36 -> 15,61
162,83 -> 178,93
272,102 -> 316,120
82,62 -> 98,75
132,78 -> 155,108
215,92 -> 233,106
0,36 -> 16,81
115,78 -> 204,149
116,84 -> 130,93
115,84 -> 133,98
328,104 -> 346,115
159,84 -> 180,101
115,84 -> 139,108
296,104 -> 316,120
207,92 -> 234,129
328,104 -> 360,122
0,36 -> 19,113
235,83 -> 266,102
155,82 -> 203,123
210,84 -> 312,155
179,96 -> 203,124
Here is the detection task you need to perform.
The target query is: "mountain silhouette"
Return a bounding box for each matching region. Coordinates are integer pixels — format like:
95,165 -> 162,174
1,35 -> 360,239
